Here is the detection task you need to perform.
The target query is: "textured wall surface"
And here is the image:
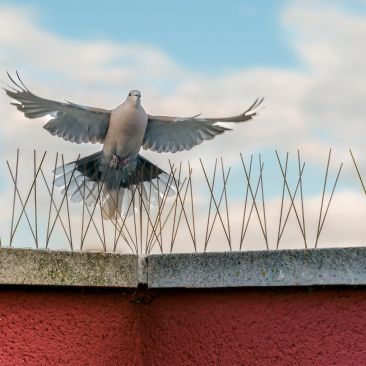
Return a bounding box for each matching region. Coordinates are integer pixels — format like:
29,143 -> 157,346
0,286 -> 365,365
0,288 -> 142,366
141,287 -> 366,366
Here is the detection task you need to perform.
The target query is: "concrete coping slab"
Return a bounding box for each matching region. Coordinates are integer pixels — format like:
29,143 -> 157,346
0,247 -> 365,288
147,247 -> 366,288
0,248 -> 139,287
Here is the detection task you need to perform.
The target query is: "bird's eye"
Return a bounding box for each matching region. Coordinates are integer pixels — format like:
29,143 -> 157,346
128,92 -> 132,96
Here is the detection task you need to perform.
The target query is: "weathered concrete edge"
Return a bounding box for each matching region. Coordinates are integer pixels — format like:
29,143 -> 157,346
0,248 -> 139,287
0,247 -> 365,288
147,247 -> 366,288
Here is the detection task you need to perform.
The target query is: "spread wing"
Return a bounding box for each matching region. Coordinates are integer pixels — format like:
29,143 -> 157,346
3,73 -> 111,144
142,97 -> 263,153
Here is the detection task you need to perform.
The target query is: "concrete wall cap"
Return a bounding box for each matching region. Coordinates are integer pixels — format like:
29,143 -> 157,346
0,248 -> 139,287
0,247 -> 365,288
148,247 -> 366,288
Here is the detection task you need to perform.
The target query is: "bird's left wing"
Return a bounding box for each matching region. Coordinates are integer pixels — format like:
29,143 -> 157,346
4,73 -> 111,144
142,97 -> 263,153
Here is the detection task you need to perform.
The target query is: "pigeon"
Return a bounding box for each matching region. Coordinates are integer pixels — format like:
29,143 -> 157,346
4,72 -> 263,220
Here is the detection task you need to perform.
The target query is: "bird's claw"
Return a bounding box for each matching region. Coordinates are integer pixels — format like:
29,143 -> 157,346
109,154 -> 130,168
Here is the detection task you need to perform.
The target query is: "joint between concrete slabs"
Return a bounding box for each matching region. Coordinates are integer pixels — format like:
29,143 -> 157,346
138,256 -> 148,285
0,247 -> 365,288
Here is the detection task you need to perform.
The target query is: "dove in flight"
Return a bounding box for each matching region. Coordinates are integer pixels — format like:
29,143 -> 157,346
4,72 -> 263,219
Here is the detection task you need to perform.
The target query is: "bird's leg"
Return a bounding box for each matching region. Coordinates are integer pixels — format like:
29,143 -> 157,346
119,156 -> 130,167
110,155 -> 119,168
109,154 -> 130,169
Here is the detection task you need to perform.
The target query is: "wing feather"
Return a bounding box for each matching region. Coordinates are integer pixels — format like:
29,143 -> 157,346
4,73 -> 111,144
143,98 -> 263,153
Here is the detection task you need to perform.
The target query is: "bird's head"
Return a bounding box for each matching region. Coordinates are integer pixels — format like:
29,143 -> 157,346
127,90 -> 141,106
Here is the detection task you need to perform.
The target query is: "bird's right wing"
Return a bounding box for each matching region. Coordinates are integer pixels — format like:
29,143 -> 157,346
143,98 -> 263,153
4,73 -> 111,144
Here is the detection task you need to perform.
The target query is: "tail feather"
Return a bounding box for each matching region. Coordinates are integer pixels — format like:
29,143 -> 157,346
54,168 -> 81,187
54,162 -> 76,177
61,174 -> 84,196
121,188 -> 134,217
71,180 -> 97,204
84,182 -> 99,207
150,174 -> 176,197
54,151 -> 176,220
117,188 -> 125,216
101,188 -> 119,220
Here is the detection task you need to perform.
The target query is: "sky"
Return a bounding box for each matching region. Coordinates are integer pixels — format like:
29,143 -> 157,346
7,0 -> 297,72
0,0 -> 366,252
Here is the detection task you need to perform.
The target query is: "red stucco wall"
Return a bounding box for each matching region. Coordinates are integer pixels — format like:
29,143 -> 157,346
0,288 -> 142,366
142,288 -> 366,366
0,287 -> 365,365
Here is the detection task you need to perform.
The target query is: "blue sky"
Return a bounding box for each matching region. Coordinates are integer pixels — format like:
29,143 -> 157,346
9,0 -> 297,73
7,0 -> 365,74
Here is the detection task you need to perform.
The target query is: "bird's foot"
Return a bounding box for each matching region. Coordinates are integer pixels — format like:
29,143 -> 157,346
109,154 -> 130,169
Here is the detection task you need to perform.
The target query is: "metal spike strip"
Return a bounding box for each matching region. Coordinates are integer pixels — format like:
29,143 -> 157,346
2,149 -> 350,252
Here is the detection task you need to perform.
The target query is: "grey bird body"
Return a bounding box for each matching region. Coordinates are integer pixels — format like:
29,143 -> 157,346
103,91 -> 148,159
99,91 -> 149,218
4,72 -> 263,220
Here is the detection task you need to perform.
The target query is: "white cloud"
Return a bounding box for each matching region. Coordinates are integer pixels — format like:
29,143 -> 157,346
0,2 -> 366,250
